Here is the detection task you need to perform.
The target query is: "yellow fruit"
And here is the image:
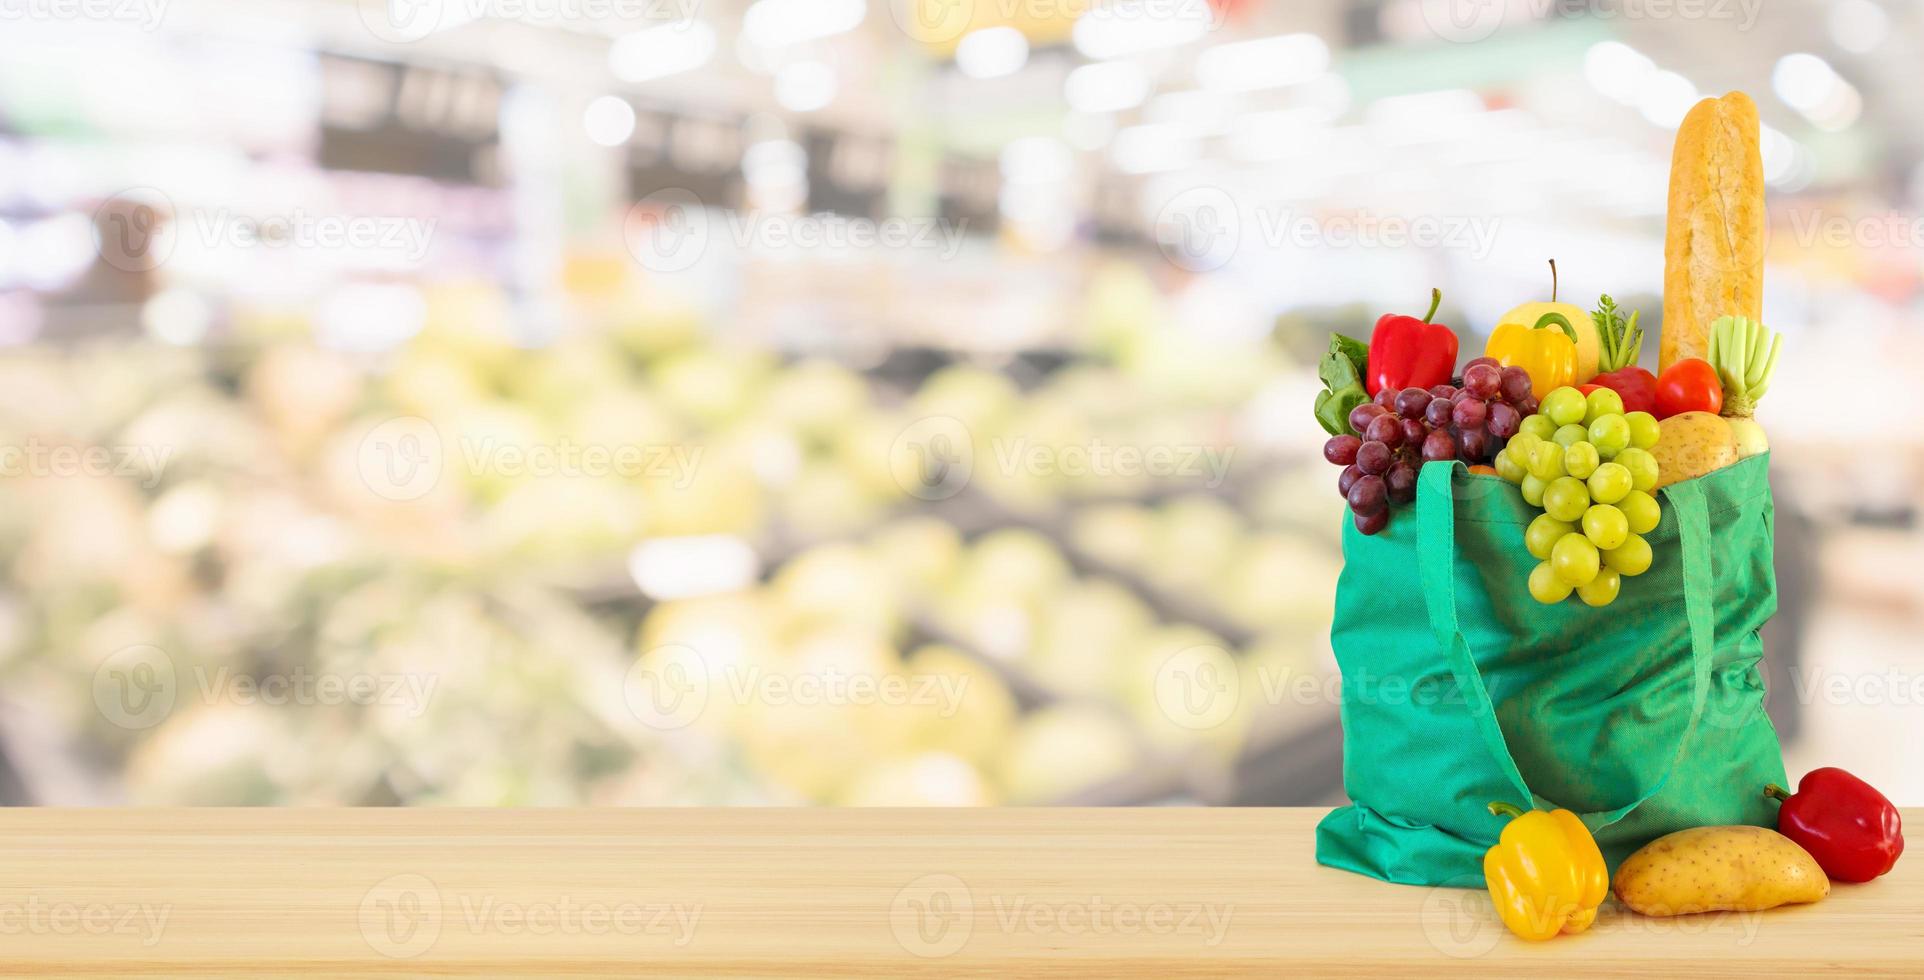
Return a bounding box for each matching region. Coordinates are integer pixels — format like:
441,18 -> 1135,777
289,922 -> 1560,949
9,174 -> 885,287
1576,567 -> 1620,607
1612,825 -> 1829,916
1649,411 -> 1740,488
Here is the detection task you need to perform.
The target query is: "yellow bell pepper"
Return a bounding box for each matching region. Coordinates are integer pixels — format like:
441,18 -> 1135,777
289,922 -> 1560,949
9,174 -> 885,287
1485,312 -> 1579,400
1482,801 -> 1608,941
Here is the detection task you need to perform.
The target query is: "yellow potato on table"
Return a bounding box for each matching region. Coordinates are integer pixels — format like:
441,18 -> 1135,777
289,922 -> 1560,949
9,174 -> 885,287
1612,825 -> 1829,916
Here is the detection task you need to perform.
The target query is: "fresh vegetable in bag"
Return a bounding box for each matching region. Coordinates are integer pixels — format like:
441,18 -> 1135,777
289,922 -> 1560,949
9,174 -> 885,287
1313,333 -> 1372,436
1364,289 -> 1458,396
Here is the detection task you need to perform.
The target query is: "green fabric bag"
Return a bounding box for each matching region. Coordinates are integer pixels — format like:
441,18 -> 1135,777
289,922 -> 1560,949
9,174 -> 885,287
1316,454 -> 1786,885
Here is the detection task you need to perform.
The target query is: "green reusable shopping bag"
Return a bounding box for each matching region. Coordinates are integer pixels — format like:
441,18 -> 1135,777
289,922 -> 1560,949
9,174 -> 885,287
1315,454 -> 1786,885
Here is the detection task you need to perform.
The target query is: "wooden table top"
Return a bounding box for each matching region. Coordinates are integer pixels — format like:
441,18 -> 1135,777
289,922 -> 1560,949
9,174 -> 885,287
0,807 -> 1916,976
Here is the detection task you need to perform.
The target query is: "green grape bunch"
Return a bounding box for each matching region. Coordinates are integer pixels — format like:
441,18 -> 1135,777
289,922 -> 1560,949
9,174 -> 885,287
1493,386 -> 1663,607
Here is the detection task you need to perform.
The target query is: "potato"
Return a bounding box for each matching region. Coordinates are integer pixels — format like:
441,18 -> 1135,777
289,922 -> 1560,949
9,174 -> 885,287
1650,411 -> 1739,488
1613,825 -> 1829,916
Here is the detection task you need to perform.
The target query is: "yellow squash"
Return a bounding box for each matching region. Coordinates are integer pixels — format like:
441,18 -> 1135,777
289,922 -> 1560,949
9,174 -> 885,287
1482,802 -> 1608,941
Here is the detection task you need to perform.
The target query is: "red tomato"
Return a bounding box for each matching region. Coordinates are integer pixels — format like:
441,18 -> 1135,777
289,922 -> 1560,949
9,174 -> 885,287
1654,358 -> 1723,419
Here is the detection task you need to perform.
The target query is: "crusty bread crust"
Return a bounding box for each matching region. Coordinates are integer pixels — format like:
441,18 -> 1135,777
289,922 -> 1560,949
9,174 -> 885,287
1662,92 -> 1764,373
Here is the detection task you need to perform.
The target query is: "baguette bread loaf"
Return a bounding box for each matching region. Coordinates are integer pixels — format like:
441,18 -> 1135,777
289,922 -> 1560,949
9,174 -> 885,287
1662,92 -> 1764,373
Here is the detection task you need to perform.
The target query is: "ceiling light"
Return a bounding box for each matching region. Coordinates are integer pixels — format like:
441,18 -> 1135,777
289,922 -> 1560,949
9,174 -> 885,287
743,0 -> 866,49
1111,123 -> 1198,175
999,137 -> 1073,185
1774,52 -> 1861,131
775,62 -> 837,112
1064,61 -> 1150,114
1072,2 -> 1211,59
955,26 -> 1029,80
1635,70 -> 1697,128
610,22 -> 718,84
584,95 -> 638,146
1827,0 -> 1889,54
1583,41 -> 1654,104
1196,33 -> 1329,93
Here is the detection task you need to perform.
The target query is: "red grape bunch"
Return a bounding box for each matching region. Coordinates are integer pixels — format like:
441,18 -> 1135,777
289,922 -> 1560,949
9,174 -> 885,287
1324,358 -> 1541,535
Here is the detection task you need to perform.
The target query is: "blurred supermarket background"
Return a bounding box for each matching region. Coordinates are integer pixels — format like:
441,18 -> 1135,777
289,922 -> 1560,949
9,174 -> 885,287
1,0 -> 1921,806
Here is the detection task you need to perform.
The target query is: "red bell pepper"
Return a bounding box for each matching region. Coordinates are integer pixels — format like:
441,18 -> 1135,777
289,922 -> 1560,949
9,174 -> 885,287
1590,365 -> 1659,415
1366,289 -> 1459,396
1765,768 -> 1904,883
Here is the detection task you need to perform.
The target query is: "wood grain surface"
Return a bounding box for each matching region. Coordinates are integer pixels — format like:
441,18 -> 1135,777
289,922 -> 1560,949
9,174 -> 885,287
0,808 -> 1917,976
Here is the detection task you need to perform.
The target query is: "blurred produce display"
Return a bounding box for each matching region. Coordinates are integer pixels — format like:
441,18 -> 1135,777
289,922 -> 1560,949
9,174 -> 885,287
1,0 -> 1921,806
0,270 -> 1342,805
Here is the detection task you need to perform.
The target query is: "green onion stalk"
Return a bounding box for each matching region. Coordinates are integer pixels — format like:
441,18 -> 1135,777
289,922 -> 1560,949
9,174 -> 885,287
1707,316 -> 1783,418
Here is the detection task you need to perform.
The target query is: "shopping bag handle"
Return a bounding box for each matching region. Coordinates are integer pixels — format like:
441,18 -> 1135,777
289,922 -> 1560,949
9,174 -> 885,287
1414,460 -> 1715,831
